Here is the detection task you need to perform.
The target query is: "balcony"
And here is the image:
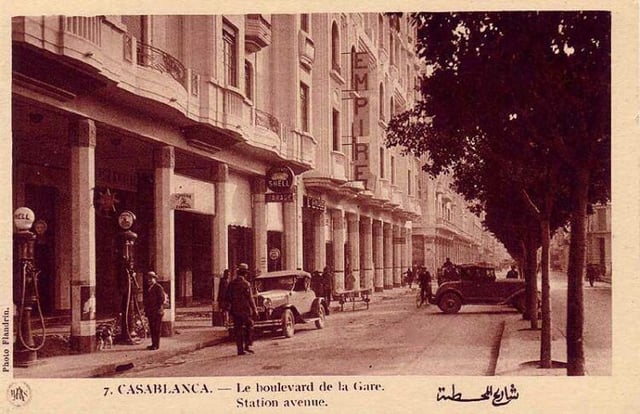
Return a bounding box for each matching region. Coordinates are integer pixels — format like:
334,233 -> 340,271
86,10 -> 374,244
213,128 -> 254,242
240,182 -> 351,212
245,14 -> 272,53
284,130 -> 316,171
135,39 -> 187,88
298,31 -> 315,69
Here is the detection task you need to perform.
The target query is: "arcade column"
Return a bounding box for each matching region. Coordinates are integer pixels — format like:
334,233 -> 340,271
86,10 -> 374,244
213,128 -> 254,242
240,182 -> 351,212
211,163 -> 229,326
331,209 -> 345,292
383,222 -> 393,290
314,209 -> 327,272
69,118 -> 97,353
372,220 -> 384,292
346,213 -> 360,290
360,216 -> 373,291
252,178 -> 267,275
153,146 -> 175,337
393,225 -> 402,287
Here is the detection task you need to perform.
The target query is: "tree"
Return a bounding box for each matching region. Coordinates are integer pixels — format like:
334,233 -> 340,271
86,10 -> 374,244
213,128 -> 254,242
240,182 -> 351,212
386,11 -> 610,375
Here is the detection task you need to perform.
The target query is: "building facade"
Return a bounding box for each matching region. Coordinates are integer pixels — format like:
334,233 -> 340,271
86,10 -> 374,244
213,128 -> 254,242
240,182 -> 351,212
411,171 -> 507,270
12,13 -> 505,353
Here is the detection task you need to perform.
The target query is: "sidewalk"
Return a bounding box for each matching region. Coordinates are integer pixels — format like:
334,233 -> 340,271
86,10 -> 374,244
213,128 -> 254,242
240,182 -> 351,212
14,307 -> 229,378
495,279 -> 611,376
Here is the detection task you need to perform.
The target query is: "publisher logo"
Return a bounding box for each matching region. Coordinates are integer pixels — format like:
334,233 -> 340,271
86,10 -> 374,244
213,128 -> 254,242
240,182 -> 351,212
7,382 -> 31,407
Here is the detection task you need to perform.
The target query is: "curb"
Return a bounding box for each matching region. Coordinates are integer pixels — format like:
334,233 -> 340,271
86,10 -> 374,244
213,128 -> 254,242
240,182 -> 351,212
487,320 -> 506,375
33,335 -> 230,379
94,335 -> 229,378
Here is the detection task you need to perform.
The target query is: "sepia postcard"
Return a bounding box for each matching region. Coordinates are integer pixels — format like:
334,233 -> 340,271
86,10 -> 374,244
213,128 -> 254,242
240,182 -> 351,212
1,0 -> 638,412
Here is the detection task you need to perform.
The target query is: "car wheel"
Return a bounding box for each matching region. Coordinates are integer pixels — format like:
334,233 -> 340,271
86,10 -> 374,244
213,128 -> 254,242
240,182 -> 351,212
513,295 -> 526,313
281,309 -> 295,338
315,303 -> 326,329
438,292 -> 462,314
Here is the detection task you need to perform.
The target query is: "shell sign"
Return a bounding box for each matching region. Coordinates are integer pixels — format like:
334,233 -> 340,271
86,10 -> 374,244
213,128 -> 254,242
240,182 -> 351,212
266,166 -> 294,193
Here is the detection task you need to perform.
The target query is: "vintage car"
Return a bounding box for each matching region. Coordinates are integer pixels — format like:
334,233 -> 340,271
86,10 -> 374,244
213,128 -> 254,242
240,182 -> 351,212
431,263 -> 528,314
251,270 -> 327,337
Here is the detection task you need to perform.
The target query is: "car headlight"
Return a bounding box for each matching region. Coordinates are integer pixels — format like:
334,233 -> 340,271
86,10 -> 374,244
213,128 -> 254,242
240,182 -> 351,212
263,298 -> 272,309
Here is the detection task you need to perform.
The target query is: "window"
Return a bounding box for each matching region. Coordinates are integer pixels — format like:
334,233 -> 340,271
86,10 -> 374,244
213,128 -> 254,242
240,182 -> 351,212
379,84 -> 384,120
407,170 -> 412,195
301,14 -> 310,32
244,60 -> 253,100
332,109 -> 340,151
300,82 -> 310,132
331,22 -> 340,71
379,147 -> 385,178
378,15 -> 384,47
223,22 -> 238,87
391,156 -> 396,184
390,97 -> 394,118
597,208 -> 607,231
389,32 -> 394,64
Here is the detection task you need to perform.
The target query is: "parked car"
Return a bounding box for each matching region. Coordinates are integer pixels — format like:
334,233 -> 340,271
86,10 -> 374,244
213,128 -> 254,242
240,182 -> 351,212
251,270 -> 327,337
431,263 -> 528,314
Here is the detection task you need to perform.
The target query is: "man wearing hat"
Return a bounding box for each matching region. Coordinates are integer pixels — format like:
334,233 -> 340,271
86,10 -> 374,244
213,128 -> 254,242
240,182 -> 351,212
144,271 -> 166,350
225,263 -> 258,355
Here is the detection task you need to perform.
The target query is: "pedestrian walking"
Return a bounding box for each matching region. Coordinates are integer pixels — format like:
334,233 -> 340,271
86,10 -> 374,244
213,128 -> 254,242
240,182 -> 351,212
144,271 -> 166,350
321,266 -> 334,306
225,264 -> 258,355
311,270 -> 323,297
404,267 -> 414,289
506,265 -> 519,279
217,269 -> 230,326
418,267 -> 432,305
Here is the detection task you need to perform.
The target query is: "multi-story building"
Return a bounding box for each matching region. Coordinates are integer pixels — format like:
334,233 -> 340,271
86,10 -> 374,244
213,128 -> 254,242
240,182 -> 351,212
411,170 -> 508,270
11,13 -> 506,353
11,13 -> 422,352
586,203 -> 612,280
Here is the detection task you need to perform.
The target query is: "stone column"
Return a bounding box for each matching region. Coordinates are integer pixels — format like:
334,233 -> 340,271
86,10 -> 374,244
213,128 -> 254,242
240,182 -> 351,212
360,216 -> 373,291
383,222 -> 393,289
69,119 -> 96,353
331,209 -> 345,292
346,213 -> 360,290
252,178 -> 268,275
283,185 -> 299,270
211,164 -> 229,325
314,209 -> 327,271
400,227 -> 408,275
406,226 -> 413,268
393,225 -> 402,287
373,220 -> 384,292
154,146 -> 175,336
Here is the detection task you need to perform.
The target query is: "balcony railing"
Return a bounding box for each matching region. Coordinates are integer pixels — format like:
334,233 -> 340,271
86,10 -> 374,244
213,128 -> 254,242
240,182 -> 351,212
135,40 -> 186,88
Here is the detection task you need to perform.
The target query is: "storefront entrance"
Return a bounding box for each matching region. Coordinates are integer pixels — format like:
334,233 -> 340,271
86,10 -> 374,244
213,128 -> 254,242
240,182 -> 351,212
175,211 -> 213,305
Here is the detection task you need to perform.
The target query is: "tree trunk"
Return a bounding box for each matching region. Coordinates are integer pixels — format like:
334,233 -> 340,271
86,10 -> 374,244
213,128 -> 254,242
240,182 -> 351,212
524,236 -> 539,329
539,218 -> 552,368
566,169 -> 588,376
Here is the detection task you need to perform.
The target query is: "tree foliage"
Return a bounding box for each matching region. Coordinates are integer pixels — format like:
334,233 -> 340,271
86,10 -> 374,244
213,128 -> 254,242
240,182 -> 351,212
386,11 -> 610,375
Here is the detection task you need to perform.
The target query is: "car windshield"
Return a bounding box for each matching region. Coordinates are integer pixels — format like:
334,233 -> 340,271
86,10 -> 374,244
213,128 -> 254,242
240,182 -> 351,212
255,276 -> 295,292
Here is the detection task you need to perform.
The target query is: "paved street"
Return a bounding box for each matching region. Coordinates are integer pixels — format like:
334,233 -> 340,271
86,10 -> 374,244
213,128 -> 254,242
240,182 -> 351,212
116,288 -> 512,377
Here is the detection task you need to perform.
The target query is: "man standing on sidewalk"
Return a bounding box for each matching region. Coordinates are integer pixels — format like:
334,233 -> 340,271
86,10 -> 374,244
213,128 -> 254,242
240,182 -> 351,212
144,271 -> 166,350
225,264 -> 258,355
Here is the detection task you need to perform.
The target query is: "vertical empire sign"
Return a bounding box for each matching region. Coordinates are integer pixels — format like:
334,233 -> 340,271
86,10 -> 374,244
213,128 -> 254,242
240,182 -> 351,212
352,52 -> 372,189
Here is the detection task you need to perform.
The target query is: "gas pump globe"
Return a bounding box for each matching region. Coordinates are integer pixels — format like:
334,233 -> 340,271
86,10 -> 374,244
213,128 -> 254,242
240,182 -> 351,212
13,207 -> 45,366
